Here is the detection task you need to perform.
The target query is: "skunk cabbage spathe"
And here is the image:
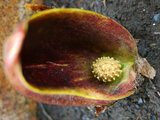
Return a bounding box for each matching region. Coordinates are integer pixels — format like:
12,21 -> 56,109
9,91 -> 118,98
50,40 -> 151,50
4,8 -> 137,106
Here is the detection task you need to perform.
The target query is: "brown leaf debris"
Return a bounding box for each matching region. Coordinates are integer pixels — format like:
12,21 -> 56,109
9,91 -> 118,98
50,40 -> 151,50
136,56 -> 156,79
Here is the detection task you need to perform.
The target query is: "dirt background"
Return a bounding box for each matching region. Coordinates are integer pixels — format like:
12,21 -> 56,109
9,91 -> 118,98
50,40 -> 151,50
0,0 -> 159,120
36,0 -> 160,120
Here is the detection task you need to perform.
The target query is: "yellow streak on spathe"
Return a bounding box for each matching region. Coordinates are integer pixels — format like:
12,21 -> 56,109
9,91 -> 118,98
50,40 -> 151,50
73,77 -> 84,82
72,76 -> 92,82
46,61 -> 68,67
24,63 -> 68,69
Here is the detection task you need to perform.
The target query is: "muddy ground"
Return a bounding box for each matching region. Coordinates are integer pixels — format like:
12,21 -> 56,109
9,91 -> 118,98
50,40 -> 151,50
37,0 -> 160,120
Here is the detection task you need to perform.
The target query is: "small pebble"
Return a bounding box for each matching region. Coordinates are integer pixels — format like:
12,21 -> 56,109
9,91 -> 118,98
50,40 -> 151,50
151,116 -> 156,120
143,105 -> 148,109
134,104 -> 140,109
150,43 -> 157,46
96,1 -> 99,5
153,14 -> 160,22
138,98 -> 143,104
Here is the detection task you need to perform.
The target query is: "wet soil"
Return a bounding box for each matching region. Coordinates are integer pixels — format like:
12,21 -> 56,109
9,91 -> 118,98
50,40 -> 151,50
37,0 -> 160,120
